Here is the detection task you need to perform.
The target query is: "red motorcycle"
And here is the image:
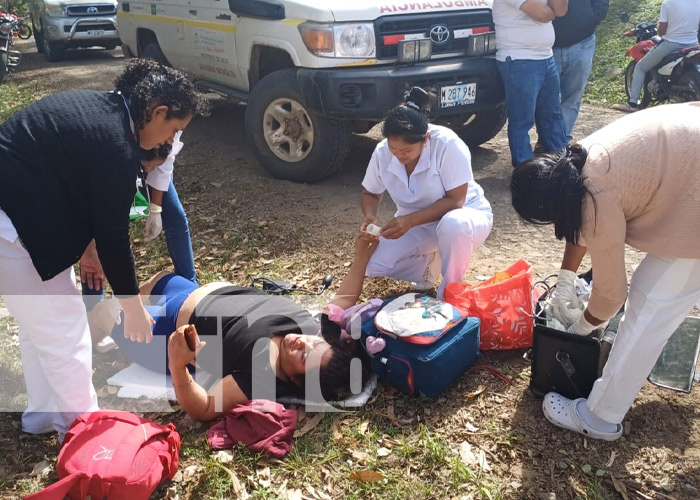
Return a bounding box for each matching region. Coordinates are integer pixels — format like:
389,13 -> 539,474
620,12 -> 700,107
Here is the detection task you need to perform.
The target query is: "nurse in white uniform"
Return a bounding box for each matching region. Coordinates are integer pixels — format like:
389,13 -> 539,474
360,87 -> 493,298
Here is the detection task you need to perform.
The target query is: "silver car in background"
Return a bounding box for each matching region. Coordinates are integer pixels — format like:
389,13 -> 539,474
29,0 -> 120,61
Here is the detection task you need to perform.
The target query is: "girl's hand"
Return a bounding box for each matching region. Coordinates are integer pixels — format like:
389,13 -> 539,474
120,296 -> 155,343
359,216 -> 378,234
354,233 -> 379,261
168,324 -> 207,370
381,215 -> 413,240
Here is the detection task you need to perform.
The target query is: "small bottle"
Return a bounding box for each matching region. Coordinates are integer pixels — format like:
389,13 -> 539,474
366,223 -> 381,236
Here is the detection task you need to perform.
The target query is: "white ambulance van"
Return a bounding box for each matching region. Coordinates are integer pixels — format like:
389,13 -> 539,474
118,0 -> 505,182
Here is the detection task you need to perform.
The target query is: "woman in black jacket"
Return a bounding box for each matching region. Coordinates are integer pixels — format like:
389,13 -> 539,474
0,58 -> 208,440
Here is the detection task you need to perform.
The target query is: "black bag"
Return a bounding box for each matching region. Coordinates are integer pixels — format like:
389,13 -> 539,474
530,318 -> 603,399
529,271 -> 614,399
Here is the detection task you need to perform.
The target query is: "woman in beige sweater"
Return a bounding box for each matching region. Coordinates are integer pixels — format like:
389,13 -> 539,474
510,102 -> 700,440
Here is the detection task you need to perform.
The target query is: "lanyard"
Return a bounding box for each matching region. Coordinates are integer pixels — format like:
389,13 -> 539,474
114,91 -> 150,207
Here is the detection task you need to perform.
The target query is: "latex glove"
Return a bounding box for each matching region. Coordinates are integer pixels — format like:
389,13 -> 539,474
567,312 -> 598,336
143,203 -> 163,242
544,269 -> 584,325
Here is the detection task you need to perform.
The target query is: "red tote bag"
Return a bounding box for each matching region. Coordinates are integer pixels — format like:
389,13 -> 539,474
444,260 -> 537,350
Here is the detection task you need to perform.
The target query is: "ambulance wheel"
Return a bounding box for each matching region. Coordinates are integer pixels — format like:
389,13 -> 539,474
246,69 -> 352,183
440,106 -> 507,147
141,42 -> 169,66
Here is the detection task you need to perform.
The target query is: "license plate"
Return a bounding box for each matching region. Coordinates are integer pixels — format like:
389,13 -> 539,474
87,30 -> 105,38
440,83 -> 476,108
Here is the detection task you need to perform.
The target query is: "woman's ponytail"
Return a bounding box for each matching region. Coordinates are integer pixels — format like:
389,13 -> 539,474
382,86 -> 431,144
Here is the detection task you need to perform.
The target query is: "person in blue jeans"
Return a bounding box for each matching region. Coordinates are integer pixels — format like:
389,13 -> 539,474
81,133 -> 196,314
493,0 -> 568,167
552,0 -> 609,142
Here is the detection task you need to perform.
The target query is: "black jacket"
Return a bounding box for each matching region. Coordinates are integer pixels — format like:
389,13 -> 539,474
553,0 -> 610,48
0,90 -> 141,295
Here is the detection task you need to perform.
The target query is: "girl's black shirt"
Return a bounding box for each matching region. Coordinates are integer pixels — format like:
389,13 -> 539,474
189,286 -> 320,400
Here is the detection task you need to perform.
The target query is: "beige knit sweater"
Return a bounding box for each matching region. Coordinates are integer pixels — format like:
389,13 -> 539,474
577,102 -> 700,320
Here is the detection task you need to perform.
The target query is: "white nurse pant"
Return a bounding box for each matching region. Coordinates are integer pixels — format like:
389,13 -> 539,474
0,234 -> 98,438
587,255 -> 700,424
366,207 -> 493,298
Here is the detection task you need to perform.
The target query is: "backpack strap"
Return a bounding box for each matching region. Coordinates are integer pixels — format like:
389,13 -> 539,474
23,472 -> 85,500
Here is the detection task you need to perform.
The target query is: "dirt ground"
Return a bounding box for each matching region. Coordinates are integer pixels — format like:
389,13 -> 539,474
1,39 -> 699,499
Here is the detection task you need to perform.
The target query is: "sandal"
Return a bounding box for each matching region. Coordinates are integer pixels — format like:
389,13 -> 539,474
542,392 -> 622,441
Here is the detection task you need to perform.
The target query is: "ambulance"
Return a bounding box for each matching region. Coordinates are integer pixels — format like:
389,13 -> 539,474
118,0 -> 505,182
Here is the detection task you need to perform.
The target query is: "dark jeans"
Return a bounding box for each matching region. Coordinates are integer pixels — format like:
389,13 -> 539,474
497,56 -> 567,167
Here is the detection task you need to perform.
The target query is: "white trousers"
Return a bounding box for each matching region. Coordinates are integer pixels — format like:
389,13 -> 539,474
366,207 -> 493,298
587,255 -> 700,424
0,221 -> 98,436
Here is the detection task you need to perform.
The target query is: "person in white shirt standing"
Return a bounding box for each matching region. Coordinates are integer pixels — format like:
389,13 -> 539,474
360,87 -> 493,299
613,0 -> 700,112
493,0 -> 568,167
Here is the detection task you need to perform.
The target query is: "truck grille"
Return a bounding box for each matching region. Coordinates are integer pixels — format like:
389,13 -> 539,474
65,4 -> 117,16
375,10 -> 493,60
64,22 -> 115,32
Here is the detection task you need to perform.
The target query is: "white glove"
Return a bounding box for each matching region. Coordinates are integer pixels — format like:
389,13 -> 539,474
567,312 -> 597,336
544,269 -> 584,326
144,203 -> 163,242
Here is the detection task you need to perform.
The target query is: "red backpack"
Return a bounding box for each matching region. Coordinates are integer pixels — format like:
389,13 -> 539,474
25,411 -> 181,500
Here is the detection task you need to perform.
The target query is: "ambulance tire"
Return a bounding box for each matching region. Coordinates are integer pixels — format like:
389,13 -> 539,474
246,69 -> 352,183
141,42 -> 169,66
453,105 -> 507,147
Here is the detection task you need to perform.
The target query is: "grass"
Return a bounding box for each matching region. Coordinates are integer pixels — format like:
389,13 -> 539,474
0,79 -> 46,122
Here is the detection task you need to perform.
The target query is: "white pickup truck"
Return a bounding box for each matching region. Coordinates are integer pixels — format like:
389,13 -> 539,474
117,0 -> 505,182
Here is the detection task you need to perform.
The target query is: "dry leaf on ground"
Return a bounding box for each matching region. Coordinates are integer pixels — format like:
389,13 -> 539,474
256,464 -> 272,488
331,420 -> 344,443
294,413 -> 324,438
30,460 -> 51,478
349,470 -> 385,482
214,449 -> 234,464
611,475 -> 630,500
348,449 -> 369,465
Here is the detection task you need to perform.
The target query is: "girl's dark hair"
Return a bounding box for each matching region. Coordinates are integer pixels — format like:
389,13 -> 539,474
140,142 -> 172,162
319,338 -> 371,402
114,58 -> 210,129
510,143 -> 592,245
296,337 -> 371,402
382,86 -> 431,143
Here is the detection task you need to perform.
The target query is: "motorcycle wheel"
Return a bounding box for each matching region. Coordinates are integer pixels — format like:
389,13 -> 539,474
0,53 -> 6,84
676,72 -> 700,102
624,60 -> 652,109
18,22 -> 32,40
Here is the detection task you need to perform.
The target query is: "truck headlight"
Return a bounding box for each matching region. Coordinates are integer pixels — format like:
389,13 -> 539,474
45,3 -> 66,17
300,22 -> 375,59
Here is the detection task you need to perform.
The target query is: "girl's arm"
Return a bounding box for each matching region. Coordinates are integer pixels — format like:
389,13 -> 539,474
168,325 -> 248,421
328,236 -> 378,310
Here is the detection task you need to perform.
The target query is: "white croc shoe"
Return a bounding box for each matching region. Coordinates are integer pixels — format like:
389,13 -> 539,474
542,392 -> 622,441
